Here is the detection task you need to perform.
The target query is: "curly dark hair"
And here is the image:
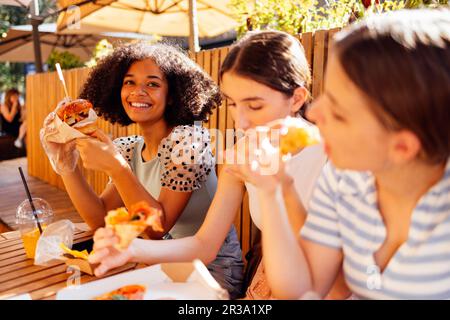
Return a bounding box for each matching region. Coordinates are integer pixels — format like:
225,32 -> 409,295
79,42 -> 222,126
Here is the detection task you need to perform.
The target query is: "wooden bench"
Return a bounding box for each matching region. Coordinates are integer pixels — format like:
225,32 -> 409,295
0,134 -> 26,161
0,218 -> 12,234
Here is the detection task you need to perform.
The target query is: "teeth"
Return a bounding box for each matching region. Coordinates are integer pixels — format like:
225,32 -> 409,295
130,102 -> 151,108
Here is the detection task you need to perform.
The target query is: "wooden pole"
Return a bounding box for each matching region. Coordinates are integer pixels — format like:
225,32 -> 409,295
188,0 -> 200,53
30,0 -> 43,73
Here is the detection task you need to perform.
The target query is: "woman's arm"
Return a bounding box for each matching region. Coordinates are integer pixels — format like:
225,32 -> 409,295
74,134 -> 191,236
226,147 -> 343,299
108,164 -> 192,238
62,142 -> 193,235
258,187 -> 343,299
280,176 -> 306,234
90,167 -> 246,277
61,166 -> 124,229
1,103 -> 18,122
138,169 -> 246,265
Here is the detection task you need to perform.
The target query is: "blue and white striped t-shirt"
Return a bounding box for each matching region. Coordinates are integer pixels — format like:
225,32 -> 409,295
301,159 -> 450,299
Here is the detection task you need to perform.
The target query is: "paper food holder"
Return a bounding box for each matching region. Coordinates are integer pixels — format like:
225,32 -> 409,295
64,256 -> 98,276
34,219 -> 98,275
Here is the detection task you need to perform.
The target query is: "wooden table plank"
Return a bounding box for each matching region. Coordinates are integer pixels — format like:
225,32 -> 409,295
0,271 -> 78,298
0,260 -> 61,279
0,248 -> 26,260
0,233 -> 93,269
0,229 -> 89,250
0,260 -> 35,276
0,264 -> 68,292
0,254 -> 30,268
0,239 -> 24,250
0,242 -> 27,254
0,231 -> 20,240
30,263 -> 138,300
0,228 -> 142,300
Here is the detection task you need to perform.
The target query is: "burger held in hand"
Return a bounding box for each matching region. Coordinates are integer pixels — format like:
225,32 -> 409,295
56,99 -> 98,135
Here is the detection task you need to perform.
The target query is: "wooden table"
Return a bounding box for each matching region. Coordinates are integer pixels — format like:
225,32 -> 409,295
0,228 -> 138,300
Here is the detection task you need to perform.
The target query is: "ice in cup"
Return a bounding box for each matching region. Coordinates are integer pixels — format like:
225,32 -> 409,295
16,198 -> 53,259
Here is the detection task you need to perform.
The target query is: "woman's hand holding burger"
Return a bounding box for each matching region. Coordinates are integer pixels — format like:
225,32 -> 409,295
75,129 -> 129,177
41,97 -> 128,176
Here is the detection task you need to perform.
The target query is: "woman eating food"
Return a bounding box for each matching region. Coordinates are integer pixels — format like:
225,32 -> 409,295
230,9 -> 450,299
40,42 -> 244,298
88,30 -> 332,299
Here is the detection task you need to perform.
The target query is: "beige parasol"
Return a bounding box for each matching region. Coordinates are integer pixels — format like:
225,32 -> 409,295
56,0 -> 239,51
0,0 -> 32,7
0,23 -> 155,62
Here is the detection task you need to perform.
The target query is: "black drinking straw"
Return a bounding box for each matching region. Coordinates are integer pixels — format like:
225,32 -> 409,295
18,167 -> 43,234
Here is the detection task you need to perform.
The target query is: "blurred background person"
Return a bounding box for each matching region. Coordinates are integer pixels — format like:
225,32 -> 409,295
1,88 -> 25,149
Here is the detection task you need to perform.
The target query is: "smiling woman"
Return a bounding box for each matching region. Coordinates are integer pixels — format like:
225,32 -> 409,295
40,42 -> 245,298
80,42 -> 220,127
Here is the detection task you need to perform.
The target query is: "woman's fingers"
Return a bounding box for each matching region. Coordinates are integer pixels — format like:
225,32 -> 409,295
93,227 -> 114,242
93,236 -> 119,252
94,262 -> 111,277
93,228 -> 118,249
93,129 -> 112,144
88,247 -> 109,264
91,249 -> 131,277
94,254 -> 126,277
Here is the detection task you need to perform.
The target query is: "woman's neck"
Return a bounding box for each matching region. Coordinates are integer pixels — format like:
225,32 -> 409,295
374,159 -> 446,204
139,119 -> 173,160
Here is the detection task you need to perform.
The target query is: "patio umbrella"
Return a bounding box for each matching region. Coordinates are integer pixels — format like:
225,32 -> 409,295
0,23 -> 155,62
0,0 -> 45,71
0,0 -> 31,8
55,0 -> 239,51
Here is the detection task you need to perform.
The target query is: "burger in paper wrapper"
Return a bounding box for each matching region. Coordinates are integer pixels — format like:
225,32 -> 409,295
105,201 -> 163,250
40,98 -> 99,174
56,99 -> 97,135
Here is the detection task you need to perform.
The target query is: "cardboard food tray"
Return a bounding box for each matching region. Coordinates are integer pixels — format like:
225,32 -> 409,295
63,256 -> 98,276
56,259 -> 229,300
62,238 -> 96,275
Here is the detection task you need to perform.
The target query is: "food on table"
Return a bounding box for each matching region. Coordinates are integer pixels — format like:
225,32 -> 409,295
59,242 -> 97,275
105,201 -> 163,250
56,99 -> 97,135
59,242 -> 90,260
94,285 -> 147,300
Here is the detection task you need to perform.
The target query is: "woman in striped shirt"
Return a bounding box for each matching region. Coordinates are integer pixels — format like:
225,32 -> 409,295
227,9 -> 450,299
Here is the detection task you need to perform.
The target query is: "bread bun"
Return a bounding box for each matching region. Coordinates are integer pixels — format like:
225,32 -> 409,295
57,99 -> 97,135
56,99 -> 92,119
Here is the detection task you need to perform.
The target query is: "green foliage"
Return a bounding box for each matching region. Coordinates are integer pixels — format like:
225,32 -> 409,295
0,62 -> 25,92
85,37 -> 161,67
230,0 -> 449,37
46,50 -> 84,71
85,39 -> 114,68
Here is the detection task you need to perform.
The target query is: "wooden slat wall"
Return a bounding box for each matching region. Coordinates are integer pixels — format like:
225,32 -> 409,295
26,28 -> 340,255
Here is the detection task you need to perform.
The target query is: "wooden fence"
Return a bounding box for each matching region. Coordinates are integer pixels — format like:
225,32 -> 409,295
26,28 -> 339,257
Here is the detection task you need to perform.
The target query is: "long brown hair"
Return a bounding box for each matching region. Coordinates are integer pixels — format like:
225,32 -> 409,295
220,30 -> 312,116
4,88 -> 21,110
333,8 -> 450,164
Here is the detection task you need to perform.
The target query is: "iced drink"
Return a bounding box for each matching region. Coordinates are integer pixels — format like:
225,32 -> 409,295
16,198 -> 53,259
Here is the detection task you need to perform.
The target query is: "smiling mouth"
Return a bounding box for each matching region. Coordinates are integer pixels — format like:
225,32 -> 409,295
129,102 -> 152,109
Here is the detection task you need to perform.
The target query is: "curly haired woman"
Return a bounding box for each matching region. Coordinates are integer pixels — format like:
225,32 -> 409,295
41,42 -> 244,298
